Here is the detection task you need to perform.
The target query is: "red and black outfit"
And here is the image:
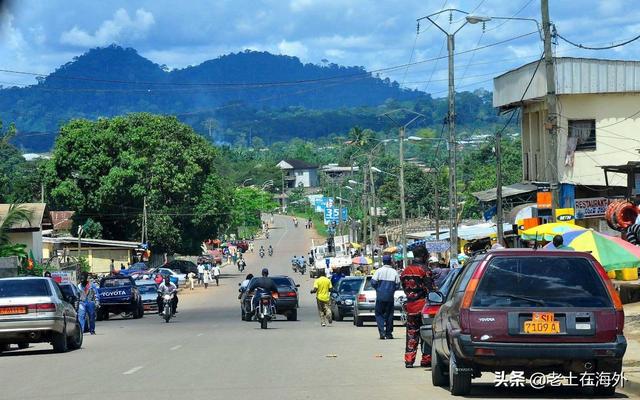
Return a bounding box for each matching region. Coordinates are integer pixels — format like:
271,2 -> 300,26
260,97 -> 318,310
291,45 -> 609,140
400,263 -> 434,367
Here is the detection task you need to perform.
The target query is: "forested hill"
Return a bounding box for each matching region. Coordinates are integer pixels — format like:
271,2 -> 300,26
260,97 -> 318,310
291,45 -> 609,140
0,45 -> 500,151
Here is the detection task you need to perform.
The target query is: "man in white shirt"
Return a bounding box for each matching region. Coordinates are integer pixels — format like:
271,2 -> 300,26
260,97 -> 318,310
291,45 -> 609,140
197,262 -> 205,285
211,264 -> 221,286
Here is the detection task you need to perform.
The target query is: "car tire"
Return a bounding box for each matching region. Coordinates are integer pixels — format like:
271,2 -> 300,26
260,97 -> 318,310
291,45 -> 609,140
448,351 -> 472,396
593,360 -> 622,396
333,309 -> 343,321
241,308 -> 246,321
287,309 -> 297,321
68,321 -> 83,350
52,323 -> 69,353
431,343 -> 449,387
0,344 -> 10,353
354,311 -> 363,327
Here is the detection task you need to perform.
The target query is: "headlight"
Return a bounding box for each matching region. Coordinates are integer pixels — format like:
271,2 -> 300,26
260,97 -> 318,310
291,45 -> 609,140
163,295 -> 171,300
344,299 -> 353,305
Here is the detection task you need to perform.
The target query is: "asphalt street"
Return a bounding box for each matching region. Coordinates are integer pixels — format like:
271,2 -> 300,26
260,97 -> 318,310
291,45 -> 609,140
1,215 -> 635,399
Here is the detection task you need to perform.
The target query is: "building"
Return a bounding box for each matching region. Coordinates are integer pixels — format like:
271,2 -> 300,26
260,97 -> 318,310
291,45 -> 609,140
49,211 -> 75,236
320,163 -> 359,180
43,237 -> 140,273
493,57 -> 640,228
276,159 -> 319,188
0,203 -> 50,261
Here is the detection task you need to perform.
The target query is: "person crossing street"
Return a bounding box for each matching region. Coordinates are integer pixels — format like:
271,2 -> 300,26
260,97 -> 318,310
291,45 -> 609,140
311,269 -> 332,326
77,272 -> 99,335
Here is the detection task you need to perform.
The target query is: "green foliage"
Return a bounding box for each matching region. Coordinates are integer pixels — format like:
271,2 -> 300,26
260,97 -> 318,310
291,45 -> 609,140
45,113 -> 232,254
230,187 -> 277,236
0,204 -> 33,247
80,218 -> 103,239
0,243 -> 27,258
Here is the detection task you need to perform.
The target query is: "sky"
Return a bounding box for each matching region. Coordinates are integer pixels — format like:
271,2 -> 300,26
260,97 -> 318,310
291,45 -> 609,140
0,0 -> 639,96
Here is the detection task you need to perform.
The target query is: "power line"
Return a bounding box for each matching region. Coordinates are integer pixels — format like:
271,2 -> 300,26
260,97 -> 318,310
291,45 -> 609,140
556,31 -> 640,50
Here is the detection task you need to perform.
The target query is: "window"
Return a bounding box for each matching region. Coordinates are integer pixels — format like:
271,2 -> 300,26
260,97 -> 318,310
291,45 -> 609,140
569,119 -> 596,151
472,256 -> 612,308
0,279 -> 51,298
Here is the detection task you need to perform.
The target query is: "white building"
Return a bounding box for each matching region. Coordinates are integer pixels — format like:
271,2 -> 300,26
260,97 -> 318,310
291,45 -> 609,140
276,159 -> 319,188
493,57 -> 640,226
0,203 -> 50,262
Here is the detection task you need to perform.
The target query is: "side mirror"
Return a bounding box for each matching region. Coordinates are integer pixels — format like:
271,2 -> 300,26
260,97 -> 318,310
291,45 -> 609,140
295,284 -> 300,288
427,291 -> 445,304
238,282 -> 241,286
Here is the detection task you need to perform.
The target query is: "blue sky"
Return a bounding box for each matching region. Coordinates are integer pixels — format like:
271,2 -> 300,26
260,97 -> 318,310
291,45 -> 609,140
0,0 -> 639,96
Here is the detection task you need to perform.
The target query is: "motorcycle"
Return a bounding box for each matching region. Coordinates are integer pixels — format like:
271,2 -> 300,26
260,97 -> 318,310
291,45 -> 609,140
294,219 -> 299,228
268,247 -> 273,257
161,293 -> 175,323
259,250 -> 265,258
253,291 -> 276,329
298,263 -> 306,275
237,260 -> 246,272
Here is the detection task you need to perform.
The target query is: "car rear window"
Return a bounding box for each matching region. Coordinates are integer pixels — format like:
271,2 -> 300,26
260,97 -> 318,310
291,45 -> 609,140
364,277 -> 373,290
103,278 -> 131,287
472,256 -> 612,308
273,277 -> 291,287
59,284 -> 75,298
137,284 -> 158,293
339,278 -> 363,294
0,279 -> 51,298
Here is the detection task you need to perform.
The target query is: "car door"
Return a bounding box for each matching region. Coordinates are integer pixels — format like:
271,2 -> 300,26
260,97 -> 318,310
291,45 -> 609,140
53,282 -> 77,333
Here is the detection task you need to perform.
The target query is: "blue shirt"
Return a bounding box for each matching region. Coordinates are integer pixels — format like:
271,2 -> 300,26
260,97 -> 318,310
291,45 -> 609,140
371,265 -> 400,302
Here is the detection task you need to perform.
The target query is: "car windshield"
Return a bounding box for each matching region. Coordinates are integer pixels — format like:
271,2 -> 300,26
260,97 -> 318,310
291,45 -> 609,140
59,284 -> 75,298
137,284 -> 157,293
472,256 -> 613,308
0,279 -> 51,298
103,278 -> 131,287
339,279 -> 363,294
439,267 -> 462,296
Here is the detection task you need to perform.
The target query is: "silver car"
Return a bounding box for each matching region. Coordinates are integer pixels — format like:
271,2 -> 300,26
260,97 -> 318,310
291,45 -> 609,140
0,277 -> 83,353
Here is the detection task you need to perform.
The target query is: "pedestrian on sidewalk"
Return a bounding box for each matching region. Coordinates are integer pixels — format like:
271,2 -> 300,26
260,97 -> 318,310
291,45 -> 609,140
400,245 -> 435,368
211,263 -> 221,286
188,271 -> 195,290
77,272 -> 99,335
197,261 -> 205,285
311,269 -> 332,326
203,268 -> 210,289
371,254 -> 400,340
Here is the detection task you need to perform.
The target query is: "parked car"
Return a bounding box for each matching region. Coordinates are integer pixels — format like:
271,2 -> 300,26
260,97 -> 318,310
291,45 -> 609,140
148,267 -> 186,287
330,276 -> 364,321
430,249 -> 626,396
96,275 -> 144,320
420,264 -> 466,353
58,282 -> 90,333
135,279 -> 159,313
164,260 -> 198,275
120,262 -> 149,276
0,277 -> 83,353
240,275 -> 299,321
353,275 -> 405,327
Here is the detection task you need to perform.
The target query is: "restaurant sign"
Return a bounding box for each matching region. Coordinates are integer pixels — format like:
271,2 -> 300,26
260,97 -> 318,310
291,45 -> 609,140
575,197 -> 610,219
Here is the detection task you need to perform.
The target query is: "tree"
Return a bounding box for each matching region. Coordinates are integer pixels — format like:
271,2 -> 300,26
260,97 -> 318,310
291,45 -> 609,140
0,204 -> 33,257
45,113 -> 232,254
230,187 -> 277,235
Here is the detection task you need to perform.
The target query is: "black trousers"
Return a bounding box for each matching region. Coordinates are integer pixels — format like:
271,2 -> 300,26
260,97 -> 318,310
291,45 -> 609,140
375,300 -> 394,337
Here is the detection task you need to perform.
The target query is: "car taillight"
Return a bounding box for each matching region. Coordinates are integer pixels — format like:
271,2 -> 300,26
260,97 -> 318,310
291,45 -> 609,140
357,294 -> 367,303
422,305 -> 440,318
459,261 -> 488,333
272,293 -> 279,299
28,303 -> 56,313
281,291 -> 296,297
594,261 -> 625,333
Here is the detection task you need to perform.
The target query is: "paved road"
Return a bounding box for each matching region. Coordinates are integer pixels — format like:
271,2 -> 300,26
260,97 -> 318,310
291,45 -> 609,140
2,215 -> 634,399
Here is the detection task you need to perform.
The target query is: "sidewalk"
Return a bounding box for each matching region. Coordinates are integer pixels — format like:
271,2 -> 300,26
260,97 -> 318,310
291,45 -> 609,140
622,302 -> 640,396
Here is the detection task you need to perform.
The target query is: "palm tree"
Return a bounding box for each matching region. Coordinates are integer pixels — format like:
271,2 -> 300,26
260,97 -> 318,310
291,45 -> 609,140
0,204 -> 33,247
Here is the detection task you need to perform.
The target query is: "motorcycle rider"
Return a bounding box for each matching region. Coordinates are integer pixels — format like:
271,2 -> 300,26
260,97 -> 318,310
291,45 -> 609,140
268,244 -> 273,256
247,268 -> 278,313
157,276 -> 178,315
259,245 -> 265,257
237,257 -> 247,271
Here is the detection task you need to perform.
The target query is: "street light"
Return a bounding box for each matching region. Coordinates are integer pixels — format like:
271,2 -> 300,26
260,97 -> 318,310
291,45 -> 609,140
381,109 -> 424,268
418,8 -> 484,261
465,15 -> 542,39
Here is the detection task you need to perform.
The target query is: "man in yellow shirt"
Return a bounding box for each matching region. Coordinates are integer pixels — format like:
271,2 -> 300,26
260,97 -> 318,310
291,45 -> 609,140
311,269 -> 333,326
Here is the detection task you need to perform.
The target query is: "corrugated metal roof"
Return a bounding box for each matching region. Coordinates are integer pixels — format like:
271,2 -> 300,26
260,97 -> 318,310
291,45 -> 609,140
493,57 -> 640,108
472,183 -> 538,202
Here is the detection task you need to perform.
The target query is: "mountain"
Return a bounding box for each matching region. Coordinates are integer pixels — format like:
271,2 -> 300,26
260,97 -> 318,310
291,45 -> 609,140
0,45 -> 499,151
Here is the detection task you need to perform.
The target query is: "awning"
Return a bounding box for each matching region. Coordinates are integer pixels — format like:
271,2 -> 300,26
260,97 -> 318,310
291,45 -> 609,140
472,183 -> 537,202
435,223 -> 513,241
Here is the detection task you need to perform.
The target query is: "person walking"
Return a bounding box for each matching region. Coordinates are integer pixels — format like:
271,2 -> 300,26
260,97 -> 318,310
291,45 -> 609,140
203,267 -> 210,289
211,263 -> 221,286
77,272 -> 99,335
311,270 -> 332,326
371,254 -> 400,340
187,271 -> 195,290
400,245 -> 435,368
197,261 -> 205,286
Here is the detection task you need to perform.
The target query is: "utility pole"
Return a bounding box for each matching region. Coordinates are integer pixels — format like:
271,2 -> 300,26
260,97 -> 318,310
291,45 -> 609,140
368,157 -> 378,264
541,0 -> 560,217
399,126 -> 408,268
446,33 -> 459,260
281,170 -> 286,213
495,133 -> 504,244
141,196 -> 148,244
362,163 -> 369,256
434,169 -> 440,240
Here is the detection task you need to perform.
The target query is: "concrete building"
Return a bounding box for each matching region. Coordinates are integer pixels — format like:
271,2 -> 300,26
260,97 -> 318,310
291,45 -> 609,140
43,237 -> 140,274
494,57 -> 640,227
0,203 -> 50,261
276,159 -> 319,188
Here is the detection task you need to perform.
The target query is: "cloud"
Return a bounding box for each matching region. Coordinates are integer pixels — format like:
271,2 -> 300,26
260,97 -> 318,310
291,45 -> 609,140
277,39 -> 308,59
289,0 -> 314,12
60,8 -> 155,47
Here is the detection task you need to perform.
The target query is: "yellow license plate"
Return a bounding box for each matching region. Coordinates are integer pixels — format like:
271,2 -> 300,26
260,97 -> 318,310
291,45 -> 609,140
0,306 -> 27,315
523,312 -> 560,334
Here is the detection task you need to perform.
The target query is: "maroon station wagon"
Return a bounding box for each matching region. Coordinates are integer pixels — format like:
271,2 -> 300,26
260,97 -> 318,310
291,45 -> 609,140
430,249 -> 626,396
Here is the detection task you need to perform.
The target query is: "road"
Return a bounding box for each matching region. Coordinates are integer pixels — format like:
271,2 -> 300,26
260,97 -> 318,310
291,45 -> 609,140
1,215 -> 634,399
